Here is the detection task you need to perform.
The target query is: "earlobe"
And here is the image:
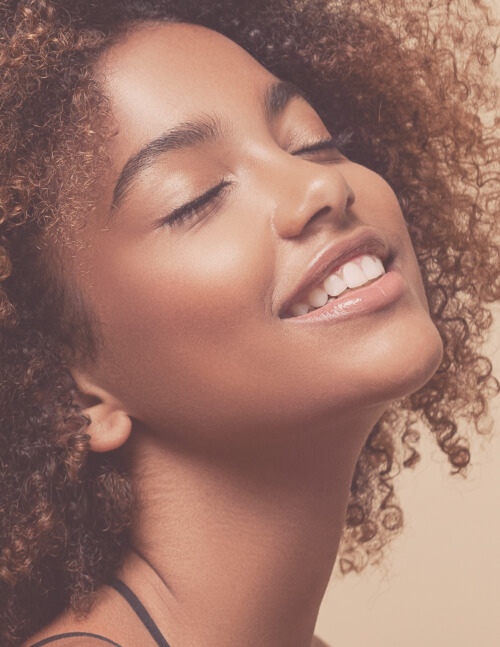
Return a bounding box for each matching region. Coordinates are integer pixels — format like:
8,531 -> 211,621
83,403 -> 132,452
71,369 -> 132,453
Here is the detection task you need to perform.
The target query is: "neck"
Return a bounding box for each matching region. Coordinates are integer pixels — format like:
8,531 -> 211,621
119,412 -> 380,647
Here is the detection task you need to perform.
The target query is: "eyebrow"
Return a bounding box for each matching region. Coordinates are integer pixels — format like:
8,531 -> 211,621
110,79 -> 307,212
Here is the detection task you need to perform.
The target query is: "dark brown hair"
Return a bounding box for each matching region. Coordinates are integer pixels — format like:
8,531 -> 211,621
1,0 -> 499,644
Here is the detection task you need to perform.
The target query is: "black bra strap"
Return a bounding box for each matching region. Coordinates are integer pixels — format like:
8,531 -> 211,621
29,631 -> 124,646
108,578 -> 172,647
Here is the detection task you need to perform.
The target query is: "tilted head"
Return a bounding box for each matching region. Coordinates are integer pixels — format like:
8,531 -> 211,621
0,1 -> 499,645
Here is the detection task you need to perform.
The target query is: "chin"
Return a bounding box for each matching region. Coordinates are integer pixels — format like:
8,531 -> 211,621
359,314 -> 445,407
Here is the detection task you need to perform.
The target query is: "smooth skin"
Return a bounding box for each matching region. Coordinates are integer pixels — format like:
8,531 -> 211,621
27,21 -> 444,647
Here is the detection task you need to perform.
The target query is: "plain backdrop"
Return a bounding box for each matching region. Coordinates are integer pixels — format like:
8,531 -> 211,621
314,7 -> 500,643
314,204 -> 500,641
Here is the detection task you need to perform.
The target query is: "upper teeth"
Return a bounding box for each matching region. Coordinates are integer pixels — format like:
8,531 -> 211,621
289,254 -> 385,317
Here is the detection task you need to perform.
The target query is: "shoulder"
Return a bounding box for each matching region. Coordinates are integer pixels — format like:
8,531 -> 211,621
22,581 -> 132,647
23,632 -> 123,647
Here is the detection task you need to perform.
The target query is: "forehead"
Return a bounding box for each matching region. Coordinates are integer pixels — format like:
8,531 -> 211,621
97,22 -> 276,133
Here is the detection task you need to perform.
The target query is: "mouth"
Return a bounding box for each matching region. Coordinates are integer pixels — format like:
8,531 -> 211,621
281,253 -> 387,318
279,230 -> 393,320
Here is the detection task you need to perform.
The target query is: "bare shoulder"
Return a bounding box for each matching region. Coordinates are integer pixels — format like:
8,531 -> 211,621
23,635 -> 122,647
312,635 -> 334,647
24,634 -> 330,647
21,583 -> 126,647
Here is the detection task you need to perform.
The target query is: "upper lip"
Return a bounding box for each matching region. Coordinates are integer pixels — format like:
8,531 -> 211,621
279,228 -> 392,317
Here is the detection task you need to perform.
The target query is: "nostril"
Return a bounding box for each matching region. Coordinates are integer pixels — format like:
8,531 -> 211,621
272,166 -> 355,239
312,205 -> 333,221
346,182 -> 355,209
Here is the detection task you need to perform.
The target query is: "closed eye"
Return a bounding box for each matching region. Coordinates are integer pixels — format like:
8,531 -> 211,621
290,130 -> 353,156
154,178 -> 231,229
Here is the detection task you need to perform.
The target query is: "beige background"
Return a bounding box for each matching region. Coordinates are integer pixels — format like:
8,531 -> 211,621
314,246 -> 500,646
314,308 -> 500,646
314,7 -> 500,644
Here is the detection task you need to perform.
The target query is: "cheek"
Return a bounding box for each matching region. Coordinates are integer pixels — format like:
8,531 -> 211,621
82,218 -> 274,408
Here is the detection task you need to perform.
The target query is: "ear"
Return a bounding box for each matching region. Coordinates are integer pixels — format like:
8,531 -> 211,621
71,368 -> 132,453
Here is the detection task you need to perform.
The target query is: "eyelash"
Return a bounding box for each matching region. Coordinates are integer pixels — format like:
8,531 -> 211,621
159,178 -> 232,229
158,130 -> 353,229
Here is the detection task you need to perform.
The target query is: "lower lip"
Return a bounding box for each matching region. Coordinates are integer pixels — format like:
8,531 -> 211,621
283,261 -> 407,324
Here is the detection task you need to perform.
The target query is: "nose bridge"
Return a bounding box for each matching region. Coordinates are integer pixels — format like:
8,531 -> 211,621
269,153 -> 355,239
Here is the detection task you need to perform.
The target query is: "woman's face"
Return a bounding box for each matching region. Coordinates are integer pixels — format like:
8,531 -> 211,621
72,22 -> 443,450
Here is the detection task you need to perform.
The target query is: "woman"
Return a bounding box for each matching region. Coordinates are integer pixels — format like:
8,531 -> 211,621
1,1 -> 499,646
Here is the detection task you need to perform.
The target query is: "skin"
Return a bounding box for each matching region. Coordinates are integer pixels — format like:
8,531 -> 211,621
27,21 -> 444,647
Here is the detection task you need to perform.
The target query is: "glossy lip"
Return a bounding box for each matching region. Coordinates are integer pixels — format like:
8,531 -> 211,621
278,228 -> 392,318
282,258 -> 406,323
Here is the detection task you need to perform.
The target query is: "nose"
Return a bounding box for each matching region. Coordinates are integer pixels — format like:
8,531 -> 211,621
270,156 -> 355,239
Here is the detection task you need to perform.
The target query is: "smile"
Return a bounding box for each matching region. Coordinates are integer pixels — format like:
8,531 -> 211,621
281,256 -> 407,323
284,254 -> 386,317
